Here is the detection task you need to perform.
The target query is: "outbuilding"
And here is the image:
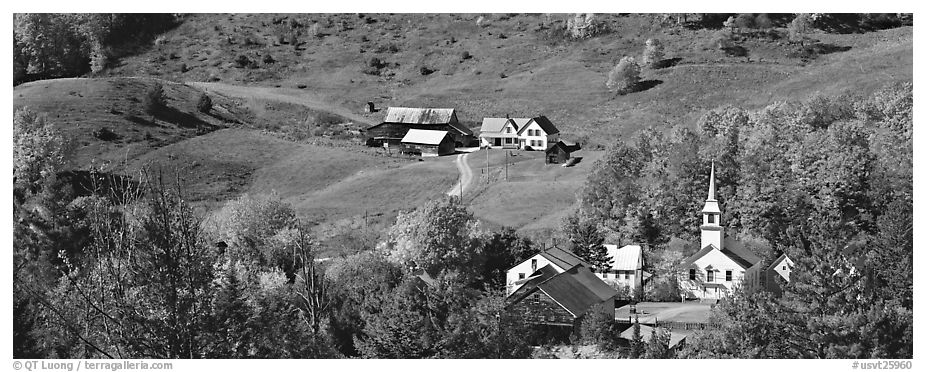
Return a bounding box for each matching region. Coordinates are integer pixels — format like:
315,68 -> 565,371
545,141 -> 572,164
400,129 -> 456,156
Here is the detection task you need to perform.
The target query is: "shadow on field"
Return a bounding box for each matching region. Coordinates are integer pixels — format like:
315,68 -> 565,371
656,57 -> 683,69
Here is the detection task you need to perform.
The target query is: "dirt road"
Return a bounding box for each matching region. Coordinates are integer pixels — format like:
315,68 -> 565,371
447,153 -> 473,199
187,82 -> 375,126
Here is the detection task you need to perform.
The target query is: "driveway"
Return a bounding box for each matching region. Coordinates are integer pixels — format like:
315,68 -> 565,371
447,153 -> 473,198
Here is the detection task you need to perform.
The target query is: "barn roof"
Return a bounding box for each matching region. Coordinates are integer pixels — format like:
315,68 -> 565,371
539,246 -> 592,271
536,265 -> 618,317
384,107 -> 456,125
603,244 -> 644,271
401,129 -> 450,145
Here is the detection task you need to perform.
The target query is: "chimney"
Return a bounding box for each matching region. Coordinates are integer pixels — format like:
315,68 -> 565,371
506,113 -> 509,119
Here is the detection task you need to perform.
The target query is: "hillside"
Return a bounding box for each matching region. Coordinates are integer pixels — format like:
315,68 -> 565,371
14,14 -> 913,255
105,14 -> 912,146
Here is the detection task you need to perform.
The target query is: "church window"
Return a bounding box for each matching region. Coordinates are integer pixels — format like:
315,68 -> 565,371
725,270 -> 733,281
518,273 -> 525,280
689,269 -> 696,280
707,271 -> 714,282
708,214 -> 715,223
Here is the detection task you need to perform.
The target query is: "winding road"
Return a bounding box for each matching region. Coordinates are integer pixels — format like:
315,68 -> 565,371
447,153 -> 473,199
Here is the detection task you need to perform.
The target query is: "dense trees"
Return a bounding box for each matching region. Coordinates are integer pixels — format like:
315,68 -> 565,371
579,82 -> 912,358
13,14 -> 177,83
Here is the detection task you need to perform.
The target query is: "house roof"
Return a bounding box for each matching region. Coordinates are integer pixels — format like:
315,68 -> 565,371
401,129 -> 450,145
619,325 -> 687,349
538,246 -> 592,271
480,118 -> 511,133
681,240 -> 761,270
545,141 -> 571,154
410,269 -> 437,287
535,265 -> 618,317
516,116 -> 560,135
384,107 -> 456,124
603,244 -> 644,271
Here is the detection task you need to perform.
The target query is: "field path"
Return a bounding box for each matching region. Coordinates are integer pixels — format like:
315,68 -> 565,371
187,82 -> 375,126
447,153 -> 473,199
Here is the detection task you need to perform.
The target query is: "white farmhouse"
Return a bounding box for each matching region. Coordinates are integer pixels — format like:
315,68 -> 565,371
745,253 -> 794,295
595,244 -> 647,295
505,246 -> 590,296
479,116 -> 560,150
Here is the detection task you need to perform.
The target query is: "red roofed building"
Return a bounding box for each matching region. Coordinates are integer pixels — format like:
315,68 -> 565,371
505,264 -> 618,327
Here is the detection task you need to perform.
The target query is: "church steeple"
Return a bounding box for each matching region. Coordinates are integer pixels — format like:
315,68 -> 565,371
700,162 -> 723,249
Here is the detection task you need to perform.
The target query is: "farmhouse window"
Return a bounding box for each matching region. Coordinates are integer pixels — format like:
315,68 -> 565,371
531,259 -> 537,272
689,269 -> 696,280
624,272 -> 630,280
783,265 -> 788,270
506,127 -> 512,133
707,270 -> 714,282
518,273 -> 525,280
726,270 -> 733,281
602,273 -> 607,278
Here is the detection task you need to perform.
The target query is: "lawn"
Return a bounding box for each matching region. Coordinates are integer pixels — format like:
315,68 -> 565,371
465,148 -> 604,236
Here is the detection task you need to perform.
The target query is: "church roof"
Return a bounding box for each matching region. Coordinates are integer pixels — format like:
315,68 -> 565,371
681,240 -> 761,270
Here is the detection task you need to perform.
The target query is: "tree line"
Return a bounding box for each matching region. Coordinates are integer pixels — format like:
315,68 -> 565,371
569,82 -> 912,358
13,13 -> 178,84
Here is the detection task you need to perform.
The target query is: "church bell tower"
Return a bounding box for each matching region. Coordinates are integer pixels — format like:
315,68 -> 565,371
700,162 -> 723,250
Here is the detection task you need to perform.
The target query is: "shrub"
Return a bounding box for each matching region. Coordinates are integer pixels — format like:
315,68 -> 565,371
235,54 -> 252,68
642,38 -> 664,68
196,93 -> 212,114
368,57 -> 384,69
143,83 -> 166,115
419,66 -> 435,76
734,13 -> 755,31
460,51 -> 472,60
263,54 -> 275,64
606,56 -> 640,93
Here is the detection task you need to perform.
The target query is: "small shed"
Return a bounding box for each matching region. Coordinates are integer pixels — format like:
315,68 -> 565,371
400,129 -> 455,156
545,141 -> 572,164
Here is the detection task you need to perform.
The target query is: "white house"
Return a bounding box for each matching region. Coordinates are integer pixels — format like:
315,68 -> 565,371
596,244 -> 647,296
479,116 -> 560,150
678,163 -> 762,300
505,246 -> 590,296
745,253 -> 794,295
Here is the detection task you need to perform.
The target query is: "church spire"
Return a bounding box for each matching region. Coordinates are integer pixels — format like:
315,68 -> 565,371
700,161 -> 723,249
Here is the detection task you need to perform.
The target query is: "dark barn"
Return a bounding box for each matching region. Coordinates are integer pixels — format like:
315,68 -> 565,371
545,141 -> 572,164
364,107 -> 474,147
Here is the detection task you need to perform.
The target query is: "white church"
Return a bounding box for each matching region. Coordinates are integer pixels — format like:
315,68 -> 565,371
678,163 -> 792,300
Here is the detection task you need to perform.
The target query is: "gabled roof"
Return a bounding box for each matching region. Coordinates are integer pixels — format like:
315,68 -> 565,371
516,116 -> 560,135
480,118 -> 511,133
681,241 -> 761,270
401,129 -> 450,145
545,141 -> 571,154
384,107 -> 456,124
538,265 -> 618,317
538,246 -> 592,271
509,265 -> 617,317
768,253 -> 791,270
602,244 -> 643,271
